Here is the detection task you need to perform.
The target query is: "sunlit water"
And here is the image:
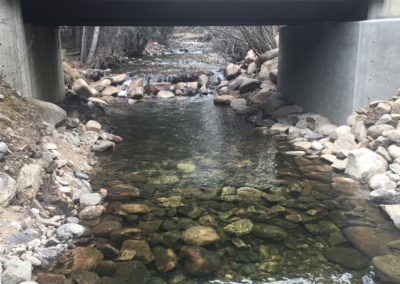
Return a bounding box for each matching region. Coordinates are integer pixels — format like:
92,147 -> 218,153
85,95 -> 399,284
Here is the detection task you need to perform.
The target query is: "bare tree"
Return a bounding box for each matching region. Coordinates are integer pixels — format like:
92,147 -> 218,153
86,26 -> 100,65
210,26 -> 277,62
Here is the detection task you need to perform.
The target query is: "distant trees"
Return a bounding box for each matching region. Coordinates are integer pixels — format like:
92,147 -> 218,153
210,26 -> 278,62
60,26 -> 174,68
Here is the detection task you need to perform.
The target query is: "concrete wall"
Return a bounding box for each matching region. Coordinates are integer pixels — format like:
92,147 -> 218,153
279,19 -> 400,125
368,0 -> 400,18
0,0 -> 63,102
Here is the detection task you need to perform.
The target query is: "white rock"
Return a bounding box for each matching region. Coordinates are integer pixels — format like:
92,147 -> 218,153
367,125 -> 394,139
345,148 -> 388,181
85,120 -> 101,132
331,125 -> 352,140
293,141 -> 312,151
369,173 -> 397,190
321,154 -> 337,164
156,91 -> 175,99
381,204 -> 400,229
224,63 -> 241,80
383,130 -> 400,143
56,223 -> 89,239
79,193 -> 102,207
2,258 -> 32,284
388,145 -> 400,160
331,133 -> 357,155
311,141 -> 323,151
0,173 -> 16,207
332,159 -> 347,171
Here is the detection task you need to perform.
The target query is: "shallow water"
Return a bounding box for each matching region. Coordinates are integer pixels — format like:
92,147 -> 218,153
88,96 -> 399,284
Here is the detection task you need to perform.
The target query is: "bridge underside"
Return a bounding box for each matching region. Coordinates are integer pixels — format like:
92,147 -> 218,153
22,0 -> 367,26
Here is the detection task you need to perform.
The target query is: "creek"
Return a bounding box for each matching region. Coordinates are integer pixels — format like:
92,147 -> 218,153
70,33 -> 399,284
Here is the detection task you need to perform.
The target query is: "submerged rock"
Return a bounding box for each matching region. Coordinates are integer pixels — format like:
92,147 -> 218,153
181,226 -> 220,246
343,226 -> 399,257
153,246 -> 177,272
72,247 -> 104,271
121,240 -> 154,264
180,246 -> 221,276
57,223 -> 90,239
324,247 -> 367,269
252,224 -> 288,241
372,254 -> 400,283
223,219 -> 253,237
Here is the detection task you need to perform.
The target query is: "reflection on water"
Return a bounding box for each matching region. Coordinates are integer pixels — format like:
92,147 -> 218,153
89,96 -> 398,284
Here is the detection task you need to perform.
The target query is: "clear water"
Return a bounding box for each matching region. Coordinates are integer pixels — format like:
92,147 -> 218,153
87,95 -> 399,284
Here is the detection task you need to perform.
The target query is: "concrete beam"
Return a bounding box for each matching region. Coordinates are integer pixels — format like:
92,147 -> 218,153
21,0 -> 367,26
368,0 -> 400,19
279,19 -> 400,124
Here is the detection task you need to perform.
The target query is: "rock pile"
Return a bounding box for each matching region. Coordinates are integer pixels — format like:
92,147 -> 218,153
0,81 -> 122,283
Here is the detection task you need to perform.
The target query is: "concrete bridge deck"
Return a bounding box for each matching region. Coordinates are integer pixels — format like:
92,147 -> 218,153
22,0 -> 368,26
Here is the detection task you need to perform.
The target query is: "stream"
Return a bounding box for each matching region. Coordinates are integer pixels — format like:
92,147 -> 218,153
70,32 -> 400,283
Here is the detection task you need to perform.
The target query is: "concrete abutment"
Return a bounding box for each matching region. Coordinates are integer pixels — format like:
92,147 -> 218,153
0,0 -> 63,102
279,18 -> 400,124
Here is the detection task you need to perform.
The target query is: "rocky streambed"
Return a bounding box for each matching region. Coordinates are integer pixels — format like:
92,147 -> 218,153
38,96 -> 400,284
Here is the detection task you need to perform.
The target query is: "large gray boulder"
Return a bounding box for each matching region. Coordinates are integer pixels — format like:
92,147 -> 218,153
0,173 -> 16,207
30,99 -> 66,126
224,63 -> 241,80
0,142 -> 8,160
345,148 -> 388,181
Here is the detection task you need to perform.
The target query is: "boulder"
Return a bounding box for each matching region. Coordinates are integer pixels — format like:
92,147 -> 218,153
0,173 -> 16,207
343,226 -> 399,257
156,91 -> 175,99
90,79 -> 112,92
72,78 -> 98,97
86,120 -> 102,132
247,62 -> 257,74
72,247 -> 104,271
0,142 -> 8,160
79,205 -> 105,220
180,246 -> 221,276
146,82 -> 171,95
367,125 -> 395,139
383,130 -> 400,143
101,86 -> 119,96
128,78 -> 145,99
248,89 -> 275,105
368,174 -> 396,190
1,258 -> 32,284
30,99 -> 67,126
80,193 -> 102,206
345,149 -> 387,181
259,57 -> 278,81
181,226 -> 220,246
258,48 -> 279,65
110,74 -> 127,85
370,189 -> 400,205
57,223 -> 90,239
351,121 -> 367,142
245,49 -> 258,63
224,63 -> 241,80
213,95 -> 234,106
239,78 -> 260,94
372,254 -> 400,283
16,163 -> 44,201
92,141 -> 115,153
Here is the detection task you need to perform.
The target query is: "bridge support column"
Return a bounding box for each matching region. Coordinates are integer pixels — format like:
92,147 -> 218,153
279,19 -> 400,125
0,0 -> 63,102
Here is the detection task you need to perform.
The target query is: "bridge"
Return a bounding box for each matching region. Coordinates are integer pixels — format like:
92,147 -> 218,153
1,0 -> 400,124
